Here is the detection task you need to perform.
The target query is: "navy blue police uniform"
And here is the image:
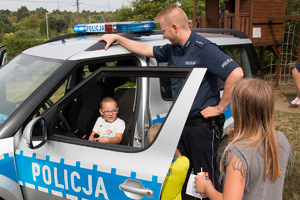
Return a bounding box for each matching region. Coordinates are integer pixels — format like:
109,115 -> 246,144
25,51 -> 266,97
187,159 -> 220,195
153,31 -> 240,197
296,62 -> 300,72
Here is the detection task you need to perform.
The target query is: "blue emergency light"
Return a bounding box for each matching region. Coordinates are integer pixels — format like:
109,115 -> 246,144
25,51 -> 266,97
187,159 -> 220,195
73,21 -> 156,34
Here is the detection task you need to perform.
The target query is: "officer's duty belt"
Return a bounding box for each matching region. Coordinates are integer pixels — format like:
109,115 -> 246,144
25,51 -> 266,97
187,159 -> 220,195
185,117 -> 211,126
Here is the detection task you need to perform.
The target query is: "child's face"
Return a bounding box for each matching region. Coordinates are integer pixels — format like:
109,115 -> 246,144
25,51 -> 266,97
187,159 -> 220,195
99,101 -> 119,123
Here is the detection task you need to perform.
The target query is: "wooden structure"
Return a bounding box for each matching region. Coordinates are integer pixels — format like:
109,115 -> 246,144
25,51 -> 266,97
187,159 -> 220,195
193,0 -> 290,87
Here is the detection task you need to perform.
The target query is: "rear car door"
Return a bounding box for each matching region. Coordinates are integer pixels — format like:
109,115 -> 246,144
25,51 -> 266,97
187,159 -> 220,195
15,67 -> 206,200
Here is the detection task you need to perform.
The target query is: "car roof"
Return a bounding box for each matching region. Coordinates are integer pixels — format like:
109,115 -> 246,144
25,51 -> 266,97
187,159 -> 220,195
22,30 -> 252,61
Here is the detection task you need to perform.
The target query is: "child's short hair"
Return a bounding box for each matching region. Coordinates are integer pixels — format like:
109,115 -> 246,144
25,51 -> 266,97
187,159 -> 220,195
100,97 -> 117,108
147,123 -> 162,144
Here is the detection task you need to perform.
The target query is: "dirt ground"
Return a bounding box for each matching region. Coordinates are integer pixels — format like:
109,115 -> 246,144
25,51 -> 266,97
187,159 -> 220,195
274,86 -> 300,113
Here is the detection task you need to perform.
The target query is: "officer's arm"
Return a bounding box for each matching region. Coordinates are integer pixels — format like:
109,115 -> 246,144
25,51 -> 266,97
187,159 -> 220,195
98,34 -> 154,57
201,67 -> 244,118
218,67 -> 244,111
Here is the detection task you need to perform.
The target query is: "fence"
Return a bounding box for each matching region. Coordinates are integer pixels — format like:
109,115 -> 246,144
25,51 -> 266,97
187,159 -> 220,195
263,23 -> 299,89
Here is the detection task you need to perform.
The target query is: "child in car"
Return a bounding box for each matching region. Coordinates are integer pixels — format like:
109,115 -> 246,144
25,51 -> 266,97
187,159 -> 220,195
147,123 -> 190,200
89,97 -> 125,144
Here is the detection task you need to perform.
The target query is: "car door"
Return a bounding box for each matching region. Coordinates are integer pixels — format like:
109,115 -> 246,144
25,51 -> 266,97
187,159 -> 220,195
0,45 -> 7,67
15,67 -> 206,200
0,131 -> 23,200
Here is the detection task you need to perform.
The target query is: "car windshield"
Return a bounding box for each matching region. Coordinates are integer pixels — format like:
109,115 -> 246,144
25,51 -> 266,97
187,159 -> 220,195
0,54 -> 63,127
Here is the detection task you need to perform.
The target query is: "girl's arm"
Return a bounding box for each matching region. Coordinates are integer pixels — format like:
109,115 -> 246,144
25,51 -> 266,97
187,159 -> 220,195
194,154 -> 246,200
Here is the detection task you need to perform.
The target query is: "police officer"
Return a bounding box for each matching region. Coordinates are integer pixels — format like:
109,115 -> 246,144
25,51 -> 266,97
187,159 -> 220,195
99,3 -> 244,199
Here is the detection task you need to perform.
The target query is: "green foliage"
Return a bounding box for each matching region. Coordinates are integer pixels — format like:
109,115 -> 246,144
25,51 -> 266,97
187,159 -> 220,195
286,0 -> 300,15
15,14 -> 41,31
115,6 -> 133,21
4,30 -> 45,60
1,1 -> 299,64
13,30 -> 40,39
129,0 -> 177,21
16,6 -> 30,22
34,7 -> 48,19
0,15 -> 14,34
179,0 -> 205,19
40,19 -> 47,36
47,16 -> 68,33
285,0 -> 300,34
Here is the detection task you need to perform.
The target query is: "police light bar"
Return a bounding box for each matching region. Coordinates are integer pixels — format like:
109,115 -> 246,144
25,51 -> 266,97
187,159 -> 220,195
73,21 -> 156,33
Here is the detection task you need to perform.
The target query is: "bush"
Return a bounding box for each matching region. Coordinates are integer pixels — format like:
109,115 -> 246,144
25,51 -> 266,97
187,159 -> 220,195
4,31 -> 45,60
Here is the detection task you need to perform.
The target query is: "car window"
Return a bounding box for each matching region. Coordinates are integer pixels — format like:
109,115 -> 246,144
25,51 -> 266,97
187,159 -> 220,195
48,67 -> 190,150
0,54 -> 63,127
219,44 -> 253,77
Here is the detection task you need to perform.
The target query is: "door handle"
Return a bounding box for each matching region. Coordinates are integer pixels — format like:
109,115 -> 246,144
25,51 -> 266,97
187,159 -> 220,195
119,179 -> 154,199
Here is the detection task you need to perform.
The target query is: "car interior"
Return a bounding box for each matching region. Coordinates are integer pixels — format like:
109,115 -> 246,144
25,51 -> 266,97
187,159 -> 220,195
48,58 -> 139,146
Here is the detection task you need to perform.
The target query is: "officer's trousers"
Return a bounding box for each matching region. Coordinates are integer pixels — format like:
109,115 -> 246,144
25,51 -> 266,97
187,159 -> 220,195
178,123 -> 221,200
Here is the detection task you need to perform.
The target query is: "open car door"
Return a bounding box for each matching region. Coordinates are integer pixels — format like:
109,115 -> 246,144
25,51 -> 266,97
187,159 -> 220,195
0,46 -> 7,67
15,67 -> 206,200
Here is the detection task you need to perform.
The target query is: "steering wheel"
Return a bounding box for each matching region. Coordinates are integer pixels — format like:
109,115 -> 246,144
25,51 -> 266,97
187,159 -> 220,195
38,99 -> 71,133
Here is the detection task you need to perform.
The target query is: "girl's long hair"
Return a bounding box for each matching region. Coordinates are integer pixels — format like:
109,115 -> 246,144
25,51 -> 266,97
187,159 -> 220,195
221,78 -> 280,181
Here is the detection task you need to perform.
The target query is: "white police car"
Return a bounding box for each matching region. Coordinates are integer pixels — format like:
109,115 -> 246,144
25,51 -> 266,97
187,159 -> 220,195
0,21 -> 262,200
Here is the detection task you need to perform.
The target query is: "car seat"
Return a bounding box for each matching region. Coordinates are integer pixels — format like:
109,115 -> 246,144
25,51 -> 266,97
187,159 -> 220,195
113,60 -> 137,145
114,86 -> 136,145
68,63 -> 114,139
69,81 -> 114,139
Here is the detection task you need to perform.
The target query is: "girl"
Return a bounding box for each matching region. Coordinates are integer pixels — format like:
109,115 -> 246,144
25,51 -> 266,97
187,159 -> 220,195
194,78 -> 294,200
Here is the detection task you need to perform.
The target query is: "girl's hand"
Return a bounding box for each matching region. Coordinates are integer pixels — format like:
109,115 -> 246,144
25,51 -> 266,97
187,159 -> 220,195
194,174 -> 212,194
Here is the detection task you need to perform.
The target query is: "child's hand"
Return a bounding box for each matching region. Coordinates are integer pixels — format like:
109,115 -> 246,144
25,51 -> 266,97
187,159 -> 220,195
227,128 -> 234,143
94,136 -> 109,143
194,174 -> 212,194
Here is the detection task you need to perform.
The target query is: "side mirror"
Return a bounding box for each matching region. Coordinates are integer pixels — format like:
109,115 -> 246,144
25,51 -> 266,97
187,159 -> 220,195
23,117 -> 47,149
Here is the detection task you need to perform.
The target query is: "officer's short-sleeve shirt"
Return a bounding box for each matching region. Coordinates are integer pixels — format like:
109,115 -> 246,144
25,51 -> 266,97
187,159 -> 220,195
296,62 -> 300,72
153,31 -> 239,119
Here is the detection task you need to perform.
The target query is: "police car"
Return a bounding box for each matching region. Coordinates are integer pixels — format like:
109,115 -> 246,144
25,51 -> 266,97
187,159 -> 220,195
0,21 -> 262,200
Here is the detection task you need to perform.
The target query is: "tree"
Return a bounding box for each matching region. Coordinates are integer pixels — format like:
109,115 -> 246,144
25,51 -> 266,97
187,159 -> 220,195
129,0 -> 177,21
4,31 -> 44,60
16,6 -> 30,22
40,18 -> 48,36
115,6 -> 133,21
47,16 -> 68,33
286,0 -> 300,15
54,18 -> 68,33
0,15 -> 14,34
34,7 -> 48,19
179,0 -> 206,20
15,14 -> 41,31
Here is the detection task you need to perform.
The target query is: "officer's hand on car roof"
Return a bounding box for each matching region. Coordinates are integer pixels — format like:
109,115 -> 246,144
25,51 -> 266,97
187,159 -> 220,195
98,34 -> 119,50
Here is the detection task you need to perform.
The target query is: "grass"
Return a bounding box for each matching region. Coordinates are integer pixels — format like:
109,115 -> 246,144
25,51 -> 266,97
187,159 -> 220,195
275,110 -> 300,200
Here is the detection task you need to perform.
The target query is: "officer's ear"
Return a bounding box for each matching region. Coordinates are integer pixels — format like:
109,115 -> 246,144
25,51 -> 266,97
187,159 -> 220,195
172,24 -> 179,33
172,24 -> 177,31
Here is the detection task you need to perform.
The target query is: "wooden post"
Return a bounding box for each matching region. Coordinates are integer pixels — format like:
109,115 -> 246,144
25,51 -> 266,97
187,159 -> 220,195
224,10 -> 229,29
260,46 -> 264,68
202,12 -> 207,28
193,0 -> 197,27
269,45 -> 282,88
234,0 -> 240,30
275,47 -> 281,88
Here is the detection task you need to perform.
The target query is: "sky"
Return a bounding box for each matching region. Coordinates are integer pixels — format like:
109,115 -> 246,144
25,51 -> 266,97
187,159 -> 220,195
0,0 -> 130,12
